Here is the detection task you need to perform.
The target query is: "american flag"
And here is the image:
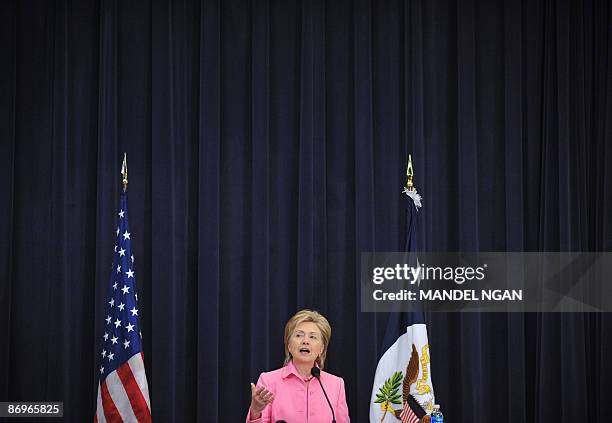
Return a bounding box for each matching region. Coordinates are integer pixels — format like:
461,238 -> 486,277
95,192 -> 151,423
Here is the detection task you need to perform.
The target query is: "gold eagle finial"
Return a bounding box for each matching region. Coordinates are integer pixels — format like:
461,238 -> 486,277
406,154 -> 415,191
121,153 -> 128,192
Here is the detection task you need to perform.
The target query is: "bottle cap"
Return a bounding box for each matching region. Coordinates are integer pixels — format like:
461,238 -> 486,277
433,404 -> 440,409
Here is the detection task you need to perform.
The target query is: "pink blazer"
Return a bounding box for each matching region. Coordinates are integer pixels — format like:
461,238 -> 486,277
247,360 -> 350,423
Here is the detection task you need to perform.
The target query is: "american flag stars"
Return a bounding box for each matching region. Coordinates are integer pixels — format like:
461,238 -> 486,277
99,220 -> 143,381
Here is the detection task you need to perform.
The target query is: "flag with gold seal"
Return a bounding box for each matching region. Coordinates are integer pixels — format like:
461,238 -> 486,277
369,156 -> 435,423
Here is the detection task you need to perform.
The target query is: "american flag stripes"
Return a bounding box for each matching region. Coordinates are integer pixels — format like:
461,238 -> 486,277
95,192 -> 151,423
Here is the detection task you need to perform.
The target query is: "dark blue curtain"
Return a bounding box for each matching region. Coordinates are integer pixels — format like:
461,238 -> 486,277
1,0 -> 611,422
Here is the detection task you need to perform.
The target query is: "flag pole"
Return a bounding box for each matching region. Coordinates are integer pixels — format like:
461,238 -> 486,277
406,154 -> 415,191
121,153 -> 128,192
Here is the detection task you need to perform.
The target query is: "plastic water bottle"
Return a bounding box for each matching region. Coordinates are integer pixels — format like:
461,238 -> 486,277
431,404 -> 443,423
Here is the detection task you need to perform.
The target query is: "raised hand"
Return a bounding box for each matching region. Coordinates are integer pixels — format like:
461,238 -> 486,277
249,383 -> 274,419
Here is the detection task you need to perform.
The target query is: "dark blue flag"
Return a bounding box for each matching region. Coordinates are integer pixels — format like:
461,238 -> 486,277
370,186 -> 435,423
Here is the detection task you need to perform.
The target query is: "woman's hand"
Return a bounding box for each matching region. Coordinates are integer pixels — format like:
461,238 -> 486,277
249,383 -> 274,419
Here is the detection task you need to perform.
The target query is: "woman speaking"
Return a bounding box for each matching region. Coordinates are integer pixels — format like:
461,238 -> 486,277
246,310 -> 350,422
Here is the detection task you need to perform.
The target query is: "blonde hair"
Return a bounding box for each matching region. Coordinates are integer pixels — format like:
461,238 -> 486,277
283,309 -> 331,369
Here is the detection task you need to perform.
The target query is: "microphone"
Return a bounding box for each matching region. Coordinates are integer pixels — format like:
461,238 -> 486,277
311,366 -> 336,423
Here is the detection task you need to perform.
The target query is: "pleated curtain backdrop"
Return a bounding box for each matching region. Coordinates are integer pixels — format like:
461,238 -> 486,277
1,0 -> 611,422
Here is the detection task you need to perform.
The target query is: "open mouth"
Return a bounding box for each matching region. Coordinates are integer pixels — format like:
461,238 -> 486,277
299,347 -> 311,354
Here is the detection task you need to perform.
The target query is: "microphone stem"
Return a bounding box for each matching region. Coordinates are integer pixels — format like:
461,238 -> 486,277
315,377 -> 336,423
